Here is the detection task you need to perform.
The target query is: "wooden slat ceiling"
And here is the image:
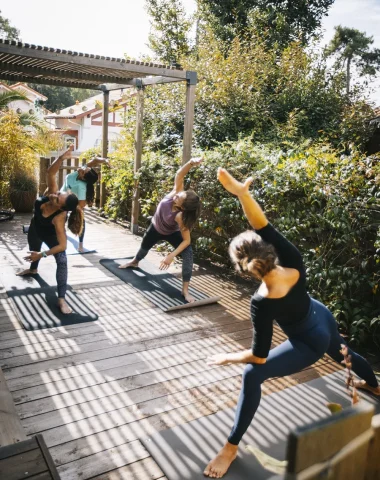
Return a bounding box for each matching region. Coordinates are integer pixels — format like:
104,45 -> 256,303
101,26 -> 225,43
0,39 -> 187,90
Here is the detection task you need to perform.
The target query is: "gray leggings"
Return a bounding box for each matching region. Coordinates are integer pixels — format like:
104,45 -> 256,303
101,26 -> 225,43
28,220 -> 68,298
136,223 -> 193,282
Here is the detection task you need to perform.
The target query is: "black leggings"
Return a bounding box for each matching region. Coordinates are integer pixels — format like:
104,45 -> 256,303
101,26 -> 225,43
28,220 -> 68,298
79,219 -> 85,243
136,223 -> 193,282
227,298 -> 379,445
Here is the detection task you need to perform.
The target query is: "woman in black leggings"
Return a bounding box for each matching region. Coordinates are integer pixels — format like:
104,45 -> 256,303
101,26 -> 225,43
119,157 -> 202,302
17,148 -> 84,314
204,168 -> 380,478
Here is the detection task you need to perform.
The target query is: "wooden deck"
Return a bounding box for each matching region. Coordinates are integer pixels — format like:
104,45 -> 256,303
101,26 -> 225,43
0,210 -> 346,480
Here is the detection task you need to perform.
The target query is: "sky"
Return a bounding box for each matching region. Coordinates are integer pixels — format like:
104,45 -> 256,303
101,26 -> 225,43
1,0 -> 379,103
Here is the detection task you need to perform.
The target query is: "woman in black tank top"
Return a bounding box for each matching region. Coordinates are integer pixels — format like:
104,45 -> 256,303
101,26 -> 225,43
17,147 -> 84,314
203,168 -> 380,479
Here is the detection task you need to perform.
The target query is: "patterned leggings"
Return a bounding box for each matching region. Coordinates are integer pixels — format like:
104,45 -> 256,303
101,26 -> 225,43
136,223 -> 193,282
28,220 -> 68,298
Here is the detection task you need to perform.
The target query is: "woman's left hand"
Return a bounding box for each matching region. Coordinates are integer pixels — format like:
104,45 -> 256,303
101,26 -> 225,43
24,251 -> 42,262
207,353 -> 232,366
159,254 -> 174,270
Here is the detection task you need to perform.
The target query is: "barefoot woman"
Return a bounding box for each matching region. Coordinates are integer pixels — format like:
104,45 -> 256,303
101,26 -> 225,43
60,155 -> 110,252
119,158 -> 202,302
17,148 -> 84,314
204,168 -> 380,478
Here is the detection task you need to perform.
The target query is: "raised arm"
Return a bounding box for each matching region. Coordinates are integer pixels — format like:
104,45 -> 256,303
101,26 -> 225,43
46,147 -> 73,194
86,156 -> 111,168
171,157 -> 203,194
217,168 -> 268,230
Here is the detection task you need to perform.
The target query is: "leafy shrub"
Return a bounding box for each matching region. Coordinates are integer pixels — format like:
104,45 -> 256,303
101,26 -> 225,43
9,171 -> 37,192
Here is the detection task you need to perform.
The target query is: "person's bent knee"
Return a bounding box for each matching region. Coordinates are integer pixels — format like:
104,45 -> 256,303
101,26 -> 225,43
242,363 -> 261,385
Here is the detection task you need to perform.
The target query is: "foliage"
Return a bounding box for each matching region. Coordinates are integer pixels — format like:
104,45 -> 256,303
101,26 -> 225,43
198,0 -> 334,49
146,0 -> 192,64
0,90 -> 28,110
9,170 -> 37,192
0,10 -> 19,40
325,26 -> 380,94
28,84 -> 98,112
137,26 -> 375,152
0,112 -> 49,206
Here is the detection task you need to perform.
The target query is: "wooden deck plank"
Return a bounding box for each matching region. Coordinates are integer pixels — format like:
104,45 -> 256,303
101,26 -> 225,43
0,212 -> 347,480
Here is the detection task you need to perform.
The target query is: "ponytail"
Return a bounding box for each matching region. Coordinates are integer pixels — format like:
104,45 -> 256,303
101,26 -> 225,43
181,190 -> 201,230
68,206 -> 84,236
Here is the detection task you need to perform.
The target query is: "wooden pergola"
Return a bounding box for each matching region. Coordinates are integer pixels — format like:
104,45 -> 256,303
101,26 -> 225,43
0,39 -> 197,233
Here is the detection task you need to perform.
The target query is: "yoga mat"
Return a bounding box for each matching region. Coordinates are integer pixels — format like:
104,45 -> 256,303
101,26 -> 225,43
100,257 -> 220,312
141,370 -> 380,480
23,225 -> 96,255
7,288 -> 98,330
45,235 -> 96,255
0,266 -> 98,330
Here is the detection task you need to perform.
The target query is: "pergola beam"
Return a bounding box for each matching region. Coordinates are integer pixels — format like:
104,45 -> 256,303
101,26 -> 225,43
100,90 -> 109,208
0,63 -> 142,86
131,86 -> 145,234
0,41 -> 187,79
102,76 -> 185,91
0,72 -> 102,90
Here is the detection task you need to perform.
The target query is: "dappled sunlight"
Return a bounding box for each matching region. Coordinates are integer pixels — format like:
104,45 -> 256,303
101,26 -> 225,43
0,212 -> 361,479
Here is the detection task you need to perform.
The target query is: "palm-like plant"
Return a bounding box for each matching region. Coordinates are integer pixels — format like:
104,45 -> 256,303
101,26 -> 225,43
0,89 -> 28,111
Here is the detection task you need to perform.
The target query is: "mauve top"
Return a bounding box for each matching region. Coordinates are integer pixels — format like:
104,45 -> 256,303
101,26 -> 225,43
152,195 -> 180,235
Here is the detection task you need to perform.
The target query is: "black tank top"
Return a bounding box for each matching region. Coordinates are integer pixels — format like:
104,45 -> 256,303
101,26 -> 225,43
33,197 -> 64,237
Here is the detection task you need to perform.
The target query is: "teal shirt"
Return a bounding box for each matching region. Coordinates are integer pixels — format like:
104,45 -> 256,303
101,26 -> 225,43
60,172 -> 87,201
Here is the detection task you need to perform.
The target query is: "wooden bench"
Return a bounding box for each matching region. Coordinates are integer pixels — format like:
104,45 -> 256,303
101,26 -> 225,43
247,403 -> 380,480
0,368 -> 61,479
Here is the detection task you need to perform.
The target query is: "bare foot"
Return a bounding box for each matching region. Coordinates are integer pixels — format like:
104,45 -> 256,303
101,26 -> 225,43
57,298 -> 73,315
204,443 -> 238,478
16,269 -> 38,276
182,291 -> 196,303
354,380 -> 380,396
77,243 -> 85,253
119,260 -> 139,269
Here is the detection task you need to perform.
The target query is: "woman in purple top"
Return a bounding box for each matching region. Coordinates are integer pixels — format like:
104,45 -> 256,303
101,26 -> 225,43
119,157 -> 202,302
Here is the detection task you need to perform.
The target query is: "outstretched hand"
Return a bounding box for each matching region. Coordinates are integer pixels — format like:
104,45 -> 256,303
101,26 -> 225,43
217,168 -> 253,197
207,353 -> 232,366
190,157 -> 203,167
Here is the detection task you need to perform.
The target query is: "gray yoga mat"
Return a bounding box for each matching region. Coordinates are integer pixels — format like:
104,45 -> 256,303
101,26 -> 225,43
100,257 -> 220,312
141,370 -> 380,480
0,266 -> 98,330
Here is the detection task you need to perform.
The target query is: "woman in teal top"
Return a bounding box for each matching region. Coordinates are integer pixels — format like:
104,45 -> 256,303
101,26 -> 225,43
60,156 -> 110,252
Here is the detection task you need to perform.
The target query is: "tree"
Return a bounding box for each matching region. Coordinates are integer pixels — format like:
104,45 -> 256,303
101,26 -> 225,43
326,26 -> 380,95
28,84 -> 98,112
0,10 -> 19,40
146,0 -> 192,64
198,0 -> 334,48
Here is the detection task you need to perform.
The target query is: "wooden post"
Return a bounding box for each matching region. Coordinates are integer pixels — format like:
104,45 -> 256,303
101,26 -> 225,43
100,89 -> 109,208
182,72 -> 197,165
131,83 -> 144,234
38,157 -> 49,195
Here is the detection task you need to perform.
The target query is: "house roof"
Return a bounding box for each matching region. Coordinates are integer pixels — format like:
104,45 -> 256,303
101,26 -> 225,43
10,82 -> 48,100
44,89 -> 133,119
0,39 -> 190,90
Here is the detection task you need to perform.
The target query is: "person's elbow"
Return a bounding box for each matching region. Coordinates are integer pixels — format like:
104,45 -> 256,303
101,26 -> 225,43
58,241 -> 67,252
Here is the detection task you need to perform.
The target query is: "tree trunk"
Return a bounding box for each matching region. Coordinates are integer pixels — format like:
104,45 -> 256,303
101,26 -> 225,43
346,56 -> 352,95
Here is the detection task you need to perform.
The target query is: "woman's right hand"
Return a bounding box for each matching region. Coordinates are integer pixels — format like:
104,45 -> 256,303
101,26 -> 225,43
207,353 -> 232,366
217,167 -> 253,197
